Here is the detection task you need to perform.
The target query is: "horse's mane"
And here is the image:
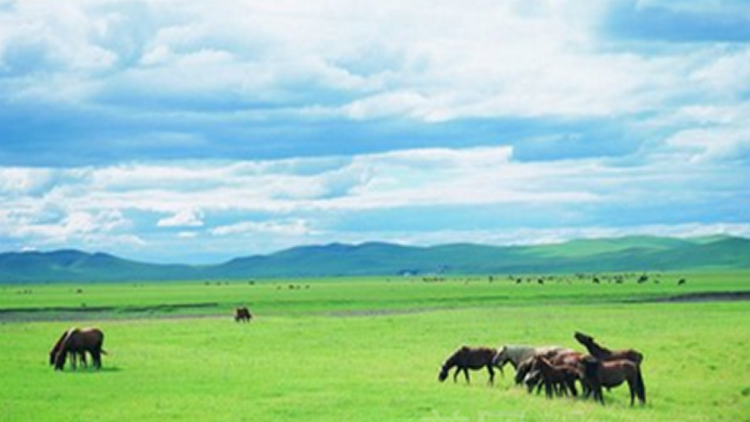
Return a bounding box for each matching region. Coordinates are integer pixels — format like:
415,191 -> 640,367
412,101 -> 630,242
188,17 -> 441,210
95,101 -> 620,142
575,332 -> 612,356
51,330 -> 70,354
442,346 -> 467,368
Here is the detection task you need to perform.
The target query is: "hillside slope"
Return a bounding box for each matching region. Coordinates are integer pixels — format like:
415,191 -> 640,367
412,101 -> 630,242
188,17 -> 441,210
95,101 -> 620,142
0,236 -> 748,282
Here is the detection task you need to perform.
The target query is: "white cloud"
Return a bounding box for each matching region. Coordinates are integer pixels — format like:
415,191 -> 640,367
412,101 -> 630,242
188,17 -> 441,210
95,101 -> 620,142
212,219 -> 316,237
0,167 -> 54,195
157,209 -> 204,227
0,0 -> 720,120
0,144 -> 738,224
666,126 -> 750,163
0,208 -> 138,248
313,223 -> 750,249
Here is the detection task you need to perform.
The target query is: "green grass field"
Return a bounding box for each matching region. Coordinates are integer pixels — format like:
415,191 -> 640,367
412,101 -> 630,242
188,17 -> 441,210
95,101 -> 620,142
1,272 -> 749,422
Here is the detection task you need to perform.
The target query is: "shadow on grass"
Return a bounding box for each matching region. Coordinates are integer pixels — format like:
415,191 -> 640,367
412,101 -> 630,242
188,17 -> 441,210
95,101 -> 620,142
56,366 -> 122,374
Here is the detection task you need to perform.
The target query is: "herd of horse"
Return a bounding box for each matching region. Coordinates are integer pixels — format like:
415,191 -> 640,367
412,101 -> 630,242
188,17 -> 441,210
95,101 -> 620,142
48,311 -> 644,407
438,332 -> 646,406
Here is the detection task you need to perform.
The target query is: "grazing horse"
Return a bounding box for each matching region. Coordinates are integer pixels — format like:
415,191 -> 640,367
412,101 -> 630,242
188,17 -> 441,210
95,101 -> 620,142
52,328 -> 106,371
49,329 -> 88,369
534,356 -> 582,398
234,307 -> 252,322
581,356 -> 646,405
574,332 -> 643,365
438,346 -> 498,385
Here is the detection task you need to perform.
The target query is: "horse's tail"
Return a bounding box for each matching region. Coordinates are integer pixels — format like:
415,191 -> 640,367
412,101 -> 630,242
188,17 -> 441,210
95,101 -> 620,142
635,365 -> 646,404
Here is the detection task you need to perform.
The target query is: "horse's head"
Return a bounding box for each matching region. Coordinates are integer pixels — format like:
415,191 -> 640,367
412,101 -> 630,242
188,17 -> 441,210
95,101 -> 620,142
53,349 -> 67,371
492,346 -> 509,368
437,365 -> 449,382
48,349 -> 56,366
574,331 -> 593,345
523,369 -> 542,392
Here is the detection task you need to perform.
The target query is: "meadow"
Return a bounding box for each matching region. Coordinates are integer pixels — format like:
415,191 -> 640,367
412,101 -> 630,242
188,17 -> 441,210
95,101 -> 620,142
1,272 -> 749,422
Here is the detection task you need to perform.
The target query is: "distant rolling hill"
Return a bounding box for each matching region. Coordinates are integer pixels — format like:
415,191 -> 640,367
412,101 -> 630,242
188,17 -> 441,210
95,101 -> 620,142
1,235 -> 749,283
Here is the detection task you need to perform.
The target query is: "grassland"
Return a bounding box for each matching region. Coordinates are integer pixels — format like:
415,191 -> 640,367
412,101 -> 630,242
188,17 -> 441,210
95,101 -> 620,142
1,271 -> 749,422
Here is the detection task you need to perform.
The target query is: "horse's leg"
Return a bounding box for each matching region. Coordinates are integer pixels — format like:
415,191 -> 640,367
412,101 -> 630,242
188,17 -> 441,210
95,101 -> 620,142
463,368 -> 470,384
636,367 -> 646,404
535,380 -> 544,395
487,365 -> 495,385
568,379 -> 578,397
581,379 -> 591,399
92,350 -> 101,369
453,367 -> 461,383
71,351 -> 80,370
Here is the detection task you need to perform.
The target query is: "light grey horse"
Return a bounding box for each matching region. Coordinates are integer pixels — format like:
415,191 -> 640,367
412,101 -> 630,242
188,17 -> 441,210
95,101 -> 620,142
492,345 -> 570,372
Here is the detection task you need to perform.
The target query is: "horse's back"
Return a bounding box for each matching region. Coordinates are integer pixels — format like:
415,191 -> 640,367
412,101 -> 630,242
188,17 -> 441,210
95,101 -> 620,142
74,328 -> 104,350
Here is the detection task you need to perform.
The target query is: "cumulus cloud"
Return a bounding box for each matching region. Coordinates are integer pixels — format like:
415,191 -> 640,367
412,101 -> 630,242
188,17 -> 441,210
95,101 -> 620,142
0,0 -> 747,261
157,209 -> 204,228
212,219 -> 316,237
0,142 -> 746,259
0,0 -> 722,118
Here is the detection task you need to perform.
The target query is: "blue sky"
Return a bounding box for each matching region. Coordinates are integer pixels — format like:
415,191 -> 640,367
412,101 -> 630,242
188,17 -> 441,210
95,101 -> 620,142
1,0 -> 749,263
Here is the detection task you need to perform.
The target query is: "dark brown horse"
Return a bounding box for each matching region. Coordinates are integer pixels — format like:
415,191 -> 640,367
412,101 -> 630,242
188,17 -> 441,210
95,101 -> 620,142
515,349 -> 582,387
235,307 -> 252,322
534,356 -> 582,398
49,329 -> 88,369
52,328 -> 106,371
574,332 -> 643,365
581,356 -> 646,406
438,346 -> 498,385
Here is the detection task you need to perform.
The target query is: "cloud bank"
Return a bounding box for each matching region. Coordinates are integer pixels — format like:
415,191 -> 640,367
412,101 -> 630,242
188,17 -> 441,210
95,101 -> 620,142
0,0 -> 748,262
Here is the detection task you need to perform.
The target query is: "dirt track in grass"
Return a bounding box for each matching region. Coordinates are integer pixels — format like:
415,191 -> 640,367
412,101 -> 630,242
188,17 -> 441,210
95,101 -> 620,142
2,290 -> 750,323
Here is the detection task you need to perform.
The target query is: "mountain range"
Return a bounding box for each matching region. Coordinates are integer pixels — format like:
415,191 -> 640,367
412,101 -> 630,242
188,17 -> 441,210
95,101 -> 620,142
1,235 -> 748,283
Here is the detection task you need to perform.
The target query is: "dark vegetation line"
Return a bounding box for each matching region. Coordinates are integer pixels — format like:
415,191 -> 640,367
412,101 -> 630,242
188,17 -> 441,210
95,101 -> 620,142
2,291 -> 749,323
625,291 -> 750,303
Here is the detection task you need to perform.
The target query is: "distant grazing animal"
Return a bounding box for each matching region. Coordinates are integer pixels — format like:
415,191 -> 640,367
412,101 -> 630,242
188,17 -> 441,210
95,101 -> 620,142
438,346 -> 498,385
234,307 -> 252,322
581,356 -> 646,405
49,329 -> 88,369
677,278 -> 686,286
574,332 -> 643,365
52,328 -> 105,371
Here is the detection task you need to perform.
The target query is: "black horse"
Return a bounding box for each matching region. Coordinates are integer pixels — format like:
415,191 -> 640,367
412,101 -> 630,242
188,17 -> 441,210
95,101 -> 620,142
51,327 -> 106,371
49,329 -> 88,369
438,346 -> 499,385
234,307 -> 252,322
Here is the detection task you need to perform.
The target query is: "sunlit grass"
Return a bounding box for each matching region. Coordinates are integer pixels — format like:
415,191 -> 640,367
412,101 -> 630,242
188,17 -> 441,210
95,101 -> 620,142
1,272 -> 749,421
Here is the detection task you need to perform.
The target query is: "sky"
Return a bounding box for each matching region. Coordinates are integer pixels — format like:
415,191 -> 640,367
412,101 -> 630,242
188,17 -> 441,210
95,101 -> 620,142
1,0 -> 749,263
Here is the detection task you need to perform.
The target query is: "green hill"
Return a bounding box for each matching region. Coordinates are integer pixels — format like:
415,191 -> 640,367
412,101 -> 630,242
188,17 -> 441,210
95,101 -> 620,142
0,235 -> 748,283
